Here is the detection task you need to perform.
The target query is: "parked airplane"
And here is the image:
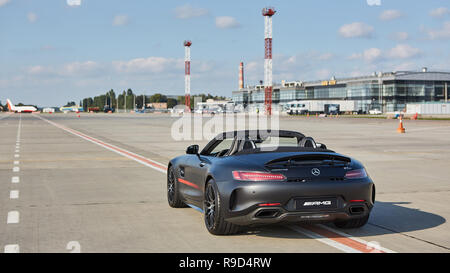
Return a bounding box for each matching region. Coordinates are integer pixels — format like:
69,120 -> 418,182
60,105 -> 84,113
6,99 -> 37,113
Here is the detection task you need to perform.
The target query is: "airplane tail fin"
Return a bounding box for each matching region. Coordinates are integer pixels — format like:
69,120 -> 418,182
6,99 -> 15,111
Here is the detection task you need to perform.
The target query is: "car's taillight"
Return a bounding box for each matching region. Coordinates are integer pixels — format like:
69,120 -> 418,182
345,169 -> 367,179
232,171 -> 286,181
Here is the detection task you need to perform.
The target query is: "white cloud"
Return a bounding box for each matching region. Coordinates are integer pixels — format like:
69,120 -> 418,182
215,16 -> 241,29
28,65 -> 46,75
0,0 -> 10,7
379,10 -> 403,21
389,31 -> 409,41
27,12 -> 37,23
429,7 -> 450,18
426,21 -> 450,40
174,4 -> 208,19
367,0 -> 381,6
363,48 -> 383,62
113,57 -> 182,74
318,53 -> 334,61
349,44 -> 420,63
27,61 -> 101,77
113,15 -> 129,26
387,44 -> 421,59
67,0 -> 81,7
338,22 -> 374,38
62,61 -> 100,76
350,48 -> 383,62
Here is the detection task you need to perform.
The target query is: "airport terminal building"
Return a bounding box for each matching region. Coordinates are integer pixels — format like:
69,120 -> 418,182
232,69 -> 450,113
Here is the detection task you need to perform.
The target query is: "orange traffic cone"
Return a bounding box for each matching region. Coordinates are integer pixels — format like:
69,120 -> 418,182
307,112 -> 310,117
397,117 -> 405,133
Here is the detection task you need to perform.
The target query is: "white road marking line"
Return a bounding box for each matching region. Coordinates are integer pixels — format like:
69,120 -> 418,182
36,115 -> 167,174
37,115 -> 396,253
14,154 -> 19,158
7,211 -> 19,224
13,167 -> 20,172
318,224 -> 396,253
10,190 -> 19,199
11,177 -> 19,183
4,244 -> 20,253
15,149 -> 19,153
14,161 -> 19,165
288,225 -> 361,253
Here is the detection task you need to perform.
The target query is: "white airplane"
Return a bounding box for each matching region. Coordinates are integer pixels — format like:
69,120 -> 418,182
6,99 -> 37,113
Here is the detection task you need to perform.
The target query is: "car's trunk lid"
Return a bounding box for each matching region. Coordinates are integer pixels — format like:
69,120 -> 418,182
263,153 -> 351,180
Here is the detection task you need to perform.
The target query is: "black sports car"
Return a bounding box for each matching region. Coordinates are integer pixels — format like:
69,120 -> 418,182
167,130 -> 375,235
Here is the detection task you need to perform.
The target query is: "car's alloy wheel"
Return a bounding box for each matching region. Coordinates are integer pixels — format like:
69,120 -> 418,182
204,183 -> 216,229
203,179 -> 241,235
167,166 -> 186,208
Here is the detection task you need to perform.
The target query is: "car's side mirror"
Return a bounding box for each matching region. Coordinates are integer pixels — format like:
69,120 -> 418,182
316,143 -> 327,149
186,145 -> 199,155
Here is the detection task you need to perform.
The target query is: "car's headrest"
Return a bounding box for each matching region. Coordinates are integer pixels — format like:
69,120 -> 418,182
299,137 -> 317,148
242,140 -> 256,150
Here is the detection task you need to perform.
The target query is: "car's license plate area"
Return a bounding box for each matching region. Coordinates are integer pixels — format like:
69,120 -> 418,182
295,197 -> 338,210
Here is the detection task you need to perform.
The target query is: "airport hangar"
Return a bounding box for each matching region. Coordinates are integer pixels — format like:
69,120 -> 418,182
232,69 -> 450,113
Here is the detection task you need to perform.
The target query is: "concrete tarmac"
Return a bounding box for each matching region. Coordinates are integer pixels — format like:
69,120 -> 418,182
0,112 -> 449,253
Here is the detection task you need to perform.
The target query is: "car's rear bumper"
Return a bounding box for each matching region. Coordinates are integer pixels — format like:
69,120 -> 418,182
216,178 -> 375,226
226,202 -> 371,226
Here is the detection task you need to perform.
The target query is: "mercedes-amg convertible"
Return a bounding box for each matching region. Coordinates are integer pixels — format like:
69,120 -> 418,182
167,130 -> 375,235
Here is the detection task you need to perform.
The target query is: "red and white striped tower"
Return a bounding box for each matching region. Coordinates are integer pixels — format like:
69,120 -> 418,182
239,62 -> 244,90
262,7 -> 275,115
184,40 -> 192,111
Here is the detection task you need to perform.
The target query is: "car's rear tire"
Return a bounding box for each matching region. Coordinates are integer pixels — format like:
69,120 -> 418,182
204,179 -> 241,235
334,214 -> 370,229
167,166 -> 187,208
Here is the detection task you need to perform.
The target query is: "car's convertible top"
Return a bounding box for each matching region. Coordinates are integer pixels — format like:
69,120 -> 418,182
201,130 -> 330,156
234,146 -> 335,155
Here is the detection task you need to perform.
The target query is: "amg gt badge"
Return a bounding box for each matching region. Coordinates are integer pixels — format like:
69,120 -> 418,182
303,201 -> 332,206
311,168 -> 320,176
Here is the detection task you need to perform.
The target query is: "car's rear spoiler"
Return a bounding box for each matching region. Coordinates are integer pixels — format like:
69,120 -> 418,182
265,153 -> 351,166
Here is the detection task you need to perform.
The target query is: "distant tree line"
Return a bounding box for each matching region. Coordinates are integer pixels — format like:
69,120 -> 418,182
78,89 -> 227,111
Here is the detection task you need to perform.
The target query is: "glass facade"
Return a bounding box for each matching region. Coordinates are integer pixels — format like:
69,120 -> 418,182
233,74 -> 449,113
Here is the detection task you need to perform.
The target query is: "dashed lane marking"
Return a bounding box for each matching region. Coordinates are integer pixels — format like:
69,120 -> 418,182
7,211 -> 19,224
4,244 -> 20,253
10,190 -> 19,199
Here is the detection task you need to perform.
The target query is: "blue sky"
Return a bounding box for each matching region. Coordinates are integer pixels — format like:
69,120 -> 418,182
1,0 -> 450,106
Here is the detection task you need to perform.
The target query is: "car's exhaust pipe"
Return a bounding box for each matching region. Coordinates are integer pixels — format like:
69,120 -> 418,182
349,206 -> 365,215
255,209 -> 279,218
